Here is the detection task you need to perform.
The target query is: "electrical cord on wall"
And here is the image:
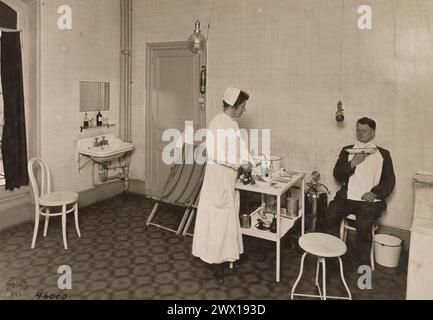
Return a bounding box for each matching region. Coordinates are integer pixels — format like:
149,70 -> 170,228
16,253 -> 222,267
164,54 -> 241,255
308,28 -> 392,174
206,0 -> 214,42
338,0 -> 345,101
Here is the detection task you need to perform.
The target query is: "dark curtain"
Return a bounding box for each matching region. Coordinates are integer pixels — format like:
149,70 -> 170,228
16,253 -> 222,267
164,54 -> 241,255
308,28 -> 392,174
1,32 -> 28,191
0,1 -> 18,30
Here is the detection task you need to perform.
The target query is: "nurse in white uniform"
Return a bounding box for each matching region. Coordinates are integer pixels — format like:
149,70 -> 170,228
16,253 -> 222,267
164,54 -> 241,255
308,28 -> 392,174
192,87 -> 251,285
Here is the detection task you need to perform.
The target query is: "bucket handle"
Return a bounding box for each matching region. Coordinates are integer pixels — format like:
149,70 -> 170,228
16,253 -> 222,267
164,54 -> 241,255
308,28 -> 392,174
376,243 -> 401,248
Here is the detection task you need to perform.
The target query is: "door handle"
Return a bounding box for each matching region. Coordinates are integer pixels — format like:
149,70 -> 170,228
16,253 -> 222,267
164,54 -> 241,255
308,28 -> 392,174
200,66 -> 206,94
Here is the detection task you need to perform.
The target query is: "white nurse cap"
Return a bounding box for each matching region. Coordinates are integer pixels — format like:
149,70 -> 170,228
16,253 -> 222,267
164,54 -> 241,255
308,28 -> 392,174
223,87 -> 241,106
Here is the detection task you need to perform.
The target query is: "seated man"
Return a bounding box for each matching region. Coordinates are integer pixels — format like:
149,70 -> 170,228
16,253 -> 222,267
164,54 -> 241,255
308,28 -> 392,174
326,117 -> 396,266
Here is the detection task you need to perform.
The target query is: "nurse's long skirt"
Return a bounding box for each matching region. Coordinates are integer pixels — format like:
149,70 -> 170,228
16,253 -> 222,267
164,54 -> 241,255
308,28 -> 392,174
192,164 -> 244,264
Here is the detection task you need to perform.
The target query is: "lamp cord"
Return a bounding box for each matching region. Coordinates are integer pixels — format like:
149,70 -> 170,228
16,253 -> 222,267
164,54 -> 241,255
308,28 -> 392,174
206,0 -> 214,41
339,0 -> 345,99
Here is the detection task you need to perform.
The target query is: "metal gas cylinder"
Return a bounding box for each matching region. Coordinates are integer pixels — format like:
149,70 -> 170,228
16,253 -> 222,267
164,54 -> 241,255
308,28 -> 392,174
304,171 -> 330,232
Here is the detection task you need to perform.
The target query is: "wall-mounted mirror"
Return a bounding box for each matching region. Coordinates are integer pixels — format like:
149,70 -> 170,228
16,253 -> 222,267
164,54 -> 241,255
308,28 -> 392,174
80,81 -> 110,112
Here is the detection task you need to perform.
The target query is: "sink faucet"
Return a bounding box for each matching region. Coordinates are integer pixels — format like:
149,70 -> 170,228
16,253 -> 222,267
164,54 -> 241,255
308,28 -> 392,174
93,137 -> 109,147
102,136 -> 109,146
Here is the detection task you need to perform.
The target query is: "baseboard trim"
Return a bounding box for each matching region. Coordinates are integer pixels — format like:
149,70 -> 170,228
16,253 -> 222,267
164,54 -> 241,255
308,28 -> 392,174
0,183 -> 128,232
0,202 -> 33,232
78,182 -> 126,207
128,179 -> 148,196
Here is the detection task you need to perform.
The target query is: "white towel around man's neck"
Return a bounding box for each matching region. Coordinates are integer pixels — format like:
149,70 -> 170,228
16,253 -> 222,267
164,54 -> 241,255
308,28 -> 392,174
347,140 -> 383,201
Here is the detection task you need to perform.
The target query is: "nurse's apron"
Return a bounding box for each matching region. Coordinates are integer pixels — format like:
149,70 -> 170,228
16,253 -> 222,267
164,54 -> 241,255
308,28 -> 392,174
192,113 -> 244,264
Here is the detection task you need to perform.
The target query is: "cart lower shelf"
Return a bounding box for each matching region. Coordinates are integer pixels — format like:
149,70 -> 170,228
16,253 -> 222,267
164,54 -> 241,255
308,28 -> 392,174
241,206 -> 301,242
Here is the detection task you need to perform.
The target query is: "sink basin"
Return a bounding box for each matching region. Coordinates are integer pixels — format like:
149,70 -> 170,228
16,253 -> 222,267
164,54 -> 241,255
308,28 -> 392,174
86,143 -> 133,163
77,134 -> 134,164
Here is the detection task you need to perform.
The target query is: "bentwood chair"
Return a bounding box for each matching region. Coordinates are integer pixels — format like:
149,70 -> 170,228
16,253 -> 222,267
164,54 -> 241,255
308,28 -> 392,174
28,158 -> 81,250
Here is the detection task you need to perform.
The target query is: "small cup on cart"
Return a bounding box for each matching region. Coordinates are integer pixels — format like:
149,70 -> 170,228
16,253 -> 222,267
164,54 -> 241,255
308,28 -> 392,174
240,214 -> 251,229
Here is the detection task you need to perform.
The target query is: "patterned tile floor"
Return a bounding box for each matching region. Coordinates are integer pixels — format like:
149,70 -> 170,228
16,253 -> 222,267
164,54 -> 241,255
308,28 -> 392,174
0,193 -> 407,300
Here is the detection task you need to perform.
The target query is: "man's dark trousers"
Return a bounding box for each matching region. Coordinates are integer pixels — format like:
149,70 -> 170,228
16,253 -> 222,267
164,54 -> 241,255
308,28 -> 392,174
326,198 -> 386,265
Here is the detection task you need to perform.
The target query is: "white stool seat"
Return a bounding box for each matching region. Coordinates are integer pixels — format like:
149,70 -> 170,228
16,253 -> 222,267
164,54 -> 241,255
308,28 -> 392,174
40,192 -> 79,206
299,233 -> 347,257
291,232 -> 352,300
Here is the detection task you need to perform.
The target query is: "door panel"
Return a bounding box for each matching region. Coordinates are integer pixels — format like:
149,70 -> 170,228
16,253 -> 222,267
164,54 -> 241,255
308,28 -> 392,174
148,43 -> 205,195
158,57 -> 194,120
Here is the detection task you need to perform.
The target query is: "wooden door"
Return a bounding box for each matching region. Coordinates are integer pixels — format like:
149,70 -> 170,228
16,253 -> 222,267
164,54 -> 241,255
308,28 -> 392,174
146,42 -> 206,195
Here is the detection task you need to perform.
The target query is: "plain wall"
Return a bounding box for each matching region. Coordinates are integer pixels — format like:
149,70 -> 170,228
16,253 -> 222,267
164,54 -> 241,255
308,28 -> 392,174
0,0 -> 123,230
38,0 -> 121,192
131,0 -> 433,231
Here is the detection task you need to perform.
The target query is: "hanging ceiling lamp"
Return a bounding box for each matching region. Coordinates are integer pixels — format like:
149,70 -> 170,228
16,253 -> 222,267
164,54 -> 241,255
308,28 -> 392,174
336,0 -> 345,123
187,20 -> 207,54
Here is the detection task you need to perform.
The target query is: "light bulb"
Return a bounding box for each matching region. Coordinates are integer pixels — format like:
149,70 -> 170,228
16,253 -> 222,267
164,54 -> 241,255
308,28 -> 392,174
187,20 -> 206,54
336,101 -> 345,123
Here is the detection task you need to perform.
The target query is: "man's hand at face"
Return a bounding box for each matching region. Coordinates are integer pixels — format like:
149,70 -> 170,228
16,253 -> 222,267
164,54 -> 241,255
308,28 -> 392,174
361,192 -> 377,202
350,152 -> 368,168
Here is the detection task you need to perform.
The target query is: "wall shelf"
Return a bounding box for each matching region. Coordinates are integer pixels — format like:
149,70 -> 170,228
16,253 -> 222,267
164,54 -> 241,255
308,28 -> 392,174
80,124 -> 116,133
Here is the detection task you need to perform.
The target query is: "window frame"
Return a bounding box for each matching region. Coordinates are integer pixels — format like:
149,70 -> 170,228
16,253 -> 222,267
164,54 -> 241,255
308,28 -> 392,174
0,43 -> 4,187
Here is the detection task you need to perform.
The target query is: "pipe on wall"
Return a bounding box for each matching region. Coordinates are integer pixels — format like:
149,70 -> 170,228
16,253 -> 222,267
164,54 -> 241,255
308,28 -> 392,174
120,0 -> 132,142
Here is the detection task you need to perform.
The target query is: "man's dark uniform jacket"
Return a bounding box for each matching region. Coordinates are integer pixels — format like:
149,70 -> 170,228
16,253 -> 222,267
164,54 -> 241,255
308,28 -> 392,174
333,145 -> 396,208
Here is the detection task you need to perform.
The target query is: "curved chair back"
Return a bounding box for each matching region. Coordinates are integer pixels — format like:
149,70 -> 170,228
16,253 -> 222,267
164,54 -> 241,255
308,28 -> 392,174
28,158 -> 51,205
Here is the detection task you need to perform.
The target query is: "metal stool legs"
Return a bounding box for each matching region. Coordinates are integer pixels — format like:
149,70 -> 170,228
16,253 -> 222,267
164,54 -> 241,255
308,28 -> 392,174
291,253 -> 352,300
290,253 -> 307,300
338,256 -> 352,300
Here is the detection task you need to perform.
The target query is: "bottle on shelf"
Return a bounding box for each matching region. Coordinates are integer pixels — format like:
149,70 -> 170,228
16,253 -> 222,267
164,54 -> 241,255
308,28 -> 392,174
96,110 -> 103,127
269,213 -> 277,233
83,113 -> 89,129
